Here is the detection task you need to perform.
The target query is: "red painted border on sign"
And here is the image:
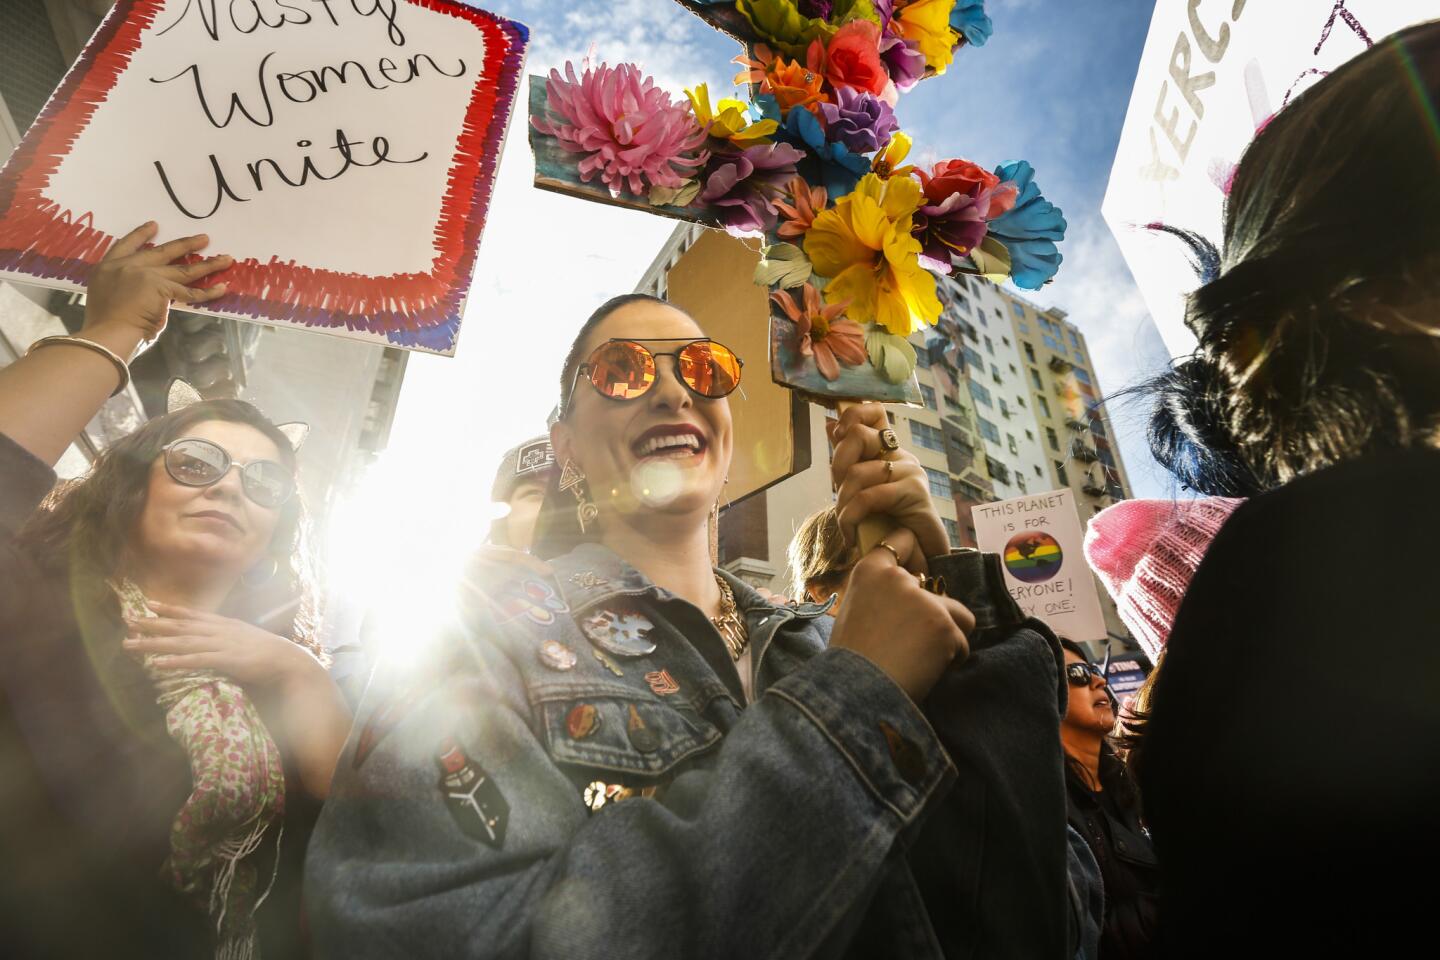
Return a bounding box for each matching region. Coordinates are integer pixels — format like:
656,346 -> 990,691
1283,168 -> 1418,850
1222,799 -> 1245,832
0,0 -> 527,351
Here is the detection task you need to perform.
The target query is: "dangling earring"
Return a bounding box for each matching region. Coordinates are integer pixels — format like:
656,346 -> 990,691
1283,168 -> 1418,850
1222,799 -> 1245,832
559,458 -> 599,533
242,556 -> 279,587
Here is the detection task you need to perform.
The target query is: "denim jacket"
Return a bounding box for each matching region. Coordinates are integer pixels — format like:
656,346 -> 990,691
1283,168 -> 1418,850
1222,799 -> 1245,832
306,542 -> 1073,958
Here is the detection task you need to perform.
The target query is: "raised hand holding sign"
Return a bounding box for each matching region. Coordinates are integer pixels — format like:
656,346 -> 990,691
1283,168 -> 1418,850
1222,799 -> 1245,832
528,0 -> 1066,551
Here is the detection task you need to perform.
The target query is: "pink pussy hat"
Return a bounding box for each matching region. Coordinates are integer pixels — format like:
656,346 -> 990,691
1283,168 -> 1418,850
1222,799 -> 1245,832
1083,497 -> 1245,663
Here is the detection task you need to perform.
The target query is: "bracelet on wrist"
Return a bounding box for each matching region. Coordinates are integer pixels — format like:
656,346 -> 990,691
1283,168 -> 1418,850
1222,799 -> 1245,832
26,335 -> 131,398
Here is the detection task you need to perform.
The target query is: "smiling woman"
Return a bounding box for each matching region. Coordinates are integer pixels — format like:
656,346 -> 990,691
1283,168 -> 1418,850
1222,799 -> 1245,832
0,222 -> 350,957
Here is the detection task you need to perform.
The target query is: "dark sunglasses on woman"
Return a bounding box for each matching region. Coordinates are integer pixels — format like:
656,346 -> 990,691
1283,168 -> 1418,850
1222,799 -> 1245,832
564,338 -> 743,415
162,437 -> 295,509
1066,661 -> 1107,687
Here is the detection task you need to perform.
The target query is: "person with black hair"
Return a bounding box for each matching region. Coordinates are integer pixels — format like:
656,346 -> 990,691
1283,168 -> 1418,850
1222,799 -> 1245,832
308,293 -> 1081,958
0,223 -> 350,957
1134,21 -> 1440,955
1059,639 -> 1159,960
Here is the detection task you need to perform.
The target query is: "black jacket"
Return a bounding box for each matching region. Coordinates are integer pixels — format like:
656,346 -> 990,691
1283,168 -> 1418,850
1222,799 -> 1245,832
1139,448 -> 1440,956
0,433 -> 317,957
1065,750 -> 1159,960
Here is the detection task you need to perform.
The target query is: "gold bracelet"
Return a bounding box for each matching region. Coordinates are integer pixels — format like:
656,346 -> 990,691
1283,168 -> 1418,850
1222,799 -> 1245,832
26,335 -> 131,398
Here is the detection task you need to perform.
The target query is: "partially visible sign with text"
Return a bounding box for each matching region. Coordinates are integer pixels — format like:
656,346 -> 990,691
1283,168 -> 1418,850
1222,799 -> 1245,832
973,488 -> 1107,642
0,0 -> 528,354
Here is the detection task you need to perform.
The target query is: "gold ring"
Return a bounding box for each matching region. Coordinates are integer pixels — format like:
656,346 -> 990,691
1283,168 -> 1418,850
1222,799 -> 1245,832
879,428 -> 900,452
875,540 -> 902,565
884,460 -> 895,479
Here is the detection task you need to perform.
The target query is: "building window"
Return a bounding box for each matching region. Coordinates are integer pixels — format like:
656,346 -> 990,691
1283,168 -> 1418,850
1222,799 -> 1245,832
1011,301 -> 1026,318
977,416 -> 1001,444
1069,329 -> 1082,350
946,395 -> 964,412
967,525 -> 977,542
984,335 -> 994,355
925,467 -> 952,498
916,348 -> 932,368
999,398 -> 1011,418
886,411 -> 895,424
1017,396 -> 1026,408
1029,368 -> 1043,390
1025,429 -> 1035,442
1002,336 -> 1011,348
985,456 -> 1011,484
1024,342 -> 1036,363
1073,366 -> 1092,386
943,517 -> 961,548
1090,417 -> 1108,439
920,384 -> 936,409
1037,395 -> 1052,418
968,381 -> 993,408
1018,320 -> 1030,335
962,320 -> 980,343
962,345 -> 984,370
1046,427 -> 1059,451
1007,433 -> 1018,455
1016,473 -> 1028,493
1008,363 -> 1017,374
957,478 -> 986,501
910,420 -> 944,452
1042,333 -> 1066,356
1055,460 -> 1069,486
1034,465 -> 1043,478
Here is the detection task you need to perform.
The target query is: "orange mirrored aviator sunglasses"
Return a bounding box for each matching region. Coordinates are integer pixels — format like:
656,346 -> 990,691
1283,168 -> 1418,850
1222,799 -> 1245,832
569,339 -> 743,411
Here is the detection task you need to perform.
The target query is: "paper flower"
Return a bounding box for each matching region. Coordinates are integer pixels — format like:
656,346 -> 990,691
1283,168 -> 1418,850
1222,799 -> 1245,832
869,130 -> 917,179
771,283 -> 868,380
879,33 -> 927,91
685,83 -> 778,148
912,158 -> 1018,268
950,0 -> 994,47
736,0 -> 837,58
984,160 -> 1067,289
734,48 -> 829,117
893,0 -> 960,73
532,62 -> 709,198
804,172 -> 942,336
808,20 -> 890,98
818,86 -> 899,154
797,0 -> 833,17
774,103 -> 871,200
774,175 -> 828,239
700,142 -> 807,236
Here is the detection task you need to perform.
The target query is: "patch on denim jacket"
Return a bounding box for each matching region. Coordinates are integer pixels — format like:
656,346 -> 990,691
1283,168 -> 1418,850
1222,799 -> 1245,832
437,737 -> 509,848
580,607 -> 657,657
494,579 -> 569,626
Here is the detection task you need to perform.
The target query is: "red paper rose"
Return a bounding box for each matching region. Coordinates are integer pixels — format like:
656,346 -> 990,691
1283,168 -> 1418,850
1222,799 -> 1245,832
918,158 -> 1002,204
808,20 -> 889,98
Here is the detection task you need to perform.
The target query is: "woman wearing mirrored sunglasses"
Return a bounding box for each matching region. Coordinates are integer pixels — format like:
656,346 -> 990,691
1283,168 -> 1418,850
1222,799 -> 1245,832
0,222 -> 350,958
309,293 -> 1082,959
1058,639 -> 1159,960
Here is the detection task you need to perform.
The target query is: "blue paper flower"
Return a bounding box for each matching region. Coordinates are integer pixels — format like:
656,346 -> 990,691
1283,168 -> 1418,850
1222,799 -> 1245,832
950,0 -> 993,48
986,160 -> 1066,289
761,95 -> 871,200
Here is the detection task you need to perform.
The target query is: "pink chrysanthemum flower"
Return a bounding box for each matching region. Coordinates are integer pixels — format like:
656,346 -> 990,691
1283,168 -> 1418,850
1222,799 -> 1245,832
532,61 -> 710,198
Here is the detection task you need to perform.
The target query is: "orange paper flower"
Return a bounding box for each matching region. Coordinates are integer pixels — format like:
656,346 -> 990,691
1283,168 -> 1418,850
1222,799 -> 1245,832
773,176 -> 828,239
771,282 -> 867,380
734,46 -> 828,117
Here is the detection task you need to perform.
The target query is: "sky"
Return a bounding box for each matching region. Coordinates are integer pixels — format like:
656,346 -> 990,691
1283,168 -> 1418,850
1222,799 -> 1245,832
355,0 -> 1178,593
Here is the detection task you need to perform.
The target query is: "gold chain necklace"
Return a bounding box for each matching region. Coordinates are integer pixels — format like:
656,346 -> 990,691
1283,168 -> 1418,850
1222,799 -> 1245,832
710,574 -> 750,661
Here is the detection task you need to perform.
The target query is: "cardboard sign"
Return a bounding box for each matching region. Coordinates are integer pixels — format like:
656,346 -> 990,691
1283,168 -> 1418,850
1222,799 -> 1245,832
972,489 -> 1107,642
1102,0 -> 1430,357
0,0 -> 528,354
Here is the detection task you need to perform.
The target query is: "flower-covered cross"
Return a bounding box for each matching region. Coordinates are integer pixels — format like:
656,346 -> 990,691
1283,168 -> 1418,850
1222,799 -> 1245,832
528,0 -> 1065,402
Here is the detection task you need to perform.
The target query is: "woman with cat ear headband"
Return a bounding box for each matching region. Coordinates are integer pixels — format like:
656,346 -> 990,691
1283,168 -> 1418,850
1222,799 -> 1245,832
0,222 -> 349,959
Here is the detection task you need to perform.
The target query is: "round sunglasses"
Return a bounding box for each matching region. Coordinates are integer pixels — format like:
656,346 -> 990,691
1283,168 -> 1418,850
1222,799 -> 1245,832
564,339 -> 743,415
162,437 -> 295,509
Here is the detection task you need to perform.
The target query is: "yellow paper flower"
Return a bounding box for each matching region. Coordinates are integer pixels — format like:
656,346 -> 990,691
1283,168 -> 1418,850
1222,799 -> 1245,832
894,0 -> 960,73
870,131 -> 917,180
685,83 -> 779,148
804,173 -> 942,336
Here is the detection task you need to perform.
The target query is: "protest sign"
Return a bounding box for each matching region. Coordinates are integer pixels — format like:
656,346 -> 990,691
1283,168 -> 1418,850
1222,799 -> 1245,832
1102,0 -> 1432,357
972,488 -> 1107,642
1104,652 -> 1152,711
0,0 -> 528,354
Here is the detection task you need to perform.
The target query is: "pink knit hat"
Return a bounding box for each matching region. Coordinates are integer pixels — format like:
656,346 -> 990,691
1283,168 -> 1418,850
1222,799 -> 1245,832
1083,497 -> 1245,663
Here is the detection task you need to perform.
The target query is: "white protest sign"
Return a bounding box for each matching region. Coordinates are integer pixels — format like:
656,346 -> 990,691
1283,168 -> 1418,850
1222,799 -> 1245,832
0,0 -> 528,354
972,488 -> 1107,642
1102,0 -> 1432,357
